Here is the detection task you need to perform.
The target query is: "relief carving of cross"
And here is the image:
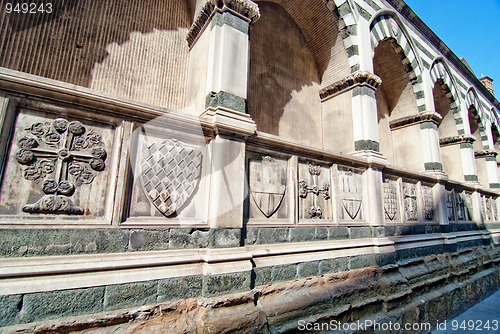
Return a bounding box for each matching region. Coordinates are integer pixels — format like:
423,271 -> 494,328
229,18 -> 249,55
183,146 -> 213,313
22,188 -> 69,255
299,164 -> 330,218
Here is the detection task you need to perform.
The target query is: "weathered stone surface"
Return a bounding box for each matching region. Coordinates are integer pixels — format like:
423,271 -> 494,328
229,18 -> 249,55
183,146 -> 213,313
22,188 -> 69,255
289,227 -> 316,242
128,229 -> 170,251
0,294 -> 22,327
20,287 -> 105,323
0,229 -> 128,257
209,228 -> 241,248
327,226 -> 350,240
271,264 -> 297,283
202,271 -> 251,297
297,261 -> 320,278
349,226 -> 372,239
254,266 -> 273,287
257,227 -> 289,244
169,228 -> 209,249
319,258 -> 349,274
157,276 -> 203,302
104,281 -> 158,311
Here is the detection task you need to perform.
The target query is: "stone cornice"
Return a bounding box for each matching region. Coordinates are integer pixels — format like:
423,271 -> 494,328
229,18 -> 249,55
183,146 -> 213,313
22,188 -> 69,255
389,111 -> 442,130
319,70 -> 382,100
474,150 -> 498,158
439,135 -> 475,147
186,0 -> 260,48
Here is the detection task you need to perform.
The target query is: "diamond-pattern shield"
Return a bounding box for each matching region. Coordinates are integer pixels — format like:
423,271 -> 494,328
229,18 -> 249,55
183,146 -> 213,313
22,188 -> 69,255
140,139 -> 202,217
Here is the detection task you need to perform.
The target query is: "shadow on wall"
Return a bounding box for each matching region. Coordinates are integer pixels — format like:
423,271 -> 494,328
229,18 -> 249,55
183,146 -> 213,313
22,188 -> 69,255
0,0 -> 193,108
248,1 -> 326,145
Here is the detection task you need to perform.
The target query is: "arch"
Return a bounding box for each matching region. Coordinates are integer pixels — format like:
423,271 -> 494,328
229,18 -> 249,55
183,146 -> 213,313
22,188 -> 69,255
465,87 -> 490,149
370,12 -> 427,112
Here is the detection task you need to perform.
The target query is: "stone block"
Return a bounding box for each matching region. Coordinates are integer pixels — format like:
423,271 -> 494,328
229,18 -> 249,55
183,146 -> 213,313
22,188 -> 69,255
289,227 -> 316,242
315,227 -> 328,240
20,287 -> 105,323
202,271 -> 251,297
128,229 -> 170,251
297,261 -> 320,278
375,252 -> 396,267
209,228 -> 241,248
253,266 -> 272,287
104,281 -> 158,310
271,264 -> 297,283
384,226 -> 397,237
350,254 -> 374,269
243,227 -> 258,245
0,294 -> 22,327
257,228 -> 289,244
157,275 -> 203,302
371,226 -> 385,238
349,226 -> 371,239
169,228 -> 209,249
328,226 -> 349,240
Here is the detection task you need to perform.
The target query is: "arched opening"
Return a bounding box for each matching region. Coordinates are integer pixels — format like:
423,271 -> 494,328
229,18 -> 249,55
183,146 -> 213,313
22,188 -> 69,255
374,38 -> 422,168
468,105 -> 488,186
248,1 -> 321,144
433,81 -> 462,180
492,125 -> 500,180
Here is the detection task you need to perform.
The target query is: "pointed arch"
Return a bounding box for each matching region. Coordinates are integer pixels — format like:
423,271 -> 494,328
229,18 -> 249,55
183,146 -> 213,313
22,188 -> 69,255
466,87 -> 491,150
369,11 -> 427,111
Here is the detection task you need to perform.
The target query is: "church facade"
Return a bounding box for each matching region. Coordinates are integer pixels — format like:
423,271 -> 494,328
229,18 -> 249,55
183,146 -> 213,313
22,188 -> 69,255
0,0 -> 499,332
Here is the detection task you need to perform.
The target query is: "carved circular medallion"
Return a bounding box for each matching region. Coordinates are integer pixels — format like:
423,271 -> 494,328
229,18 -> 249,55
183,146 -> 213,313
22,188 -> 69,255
58,180 -> 75,196
15,149 -> 35,164
53,118 -> 69,133
68,121 -> 85,135
42,179 -> 58,194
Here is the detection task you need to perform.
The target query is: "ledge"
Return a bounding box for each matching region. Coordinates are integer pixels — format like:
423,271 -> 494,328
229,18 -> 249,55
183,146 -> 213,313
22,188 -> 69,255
474,150 -> 498,159
389,111 -> 442,130
319,70 -> 382,101
439,134 -> 475,147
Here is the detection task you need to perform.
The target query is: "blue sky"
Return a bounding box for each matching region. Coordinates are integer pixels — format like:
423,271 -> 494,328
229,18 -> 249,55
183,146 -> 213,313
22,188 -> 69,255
404,0 -> 500,94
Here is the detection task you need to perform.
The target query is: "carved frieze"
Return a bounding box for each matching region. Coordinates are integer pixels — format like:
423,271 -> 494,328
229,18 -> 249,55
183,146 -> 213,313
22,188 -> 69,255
14,118 -> 106,214
140,139 -> 202,217
439,134 -> 475,147
319,70 -> 382,100
474,150 -> 498,159
249,155 -> 286,218
422,185 -> 434,221
403,182 -> 418,221
299,164 -> 331,219
383,178 -> 399,221
338,168 -> 363,220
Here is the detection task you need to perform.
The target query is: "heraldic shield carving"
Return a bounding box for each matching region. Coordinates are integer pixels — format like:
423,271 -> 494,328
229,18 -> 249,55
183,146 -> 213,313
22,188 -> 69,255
249,156 -> 286,218
140,139 -> 202,217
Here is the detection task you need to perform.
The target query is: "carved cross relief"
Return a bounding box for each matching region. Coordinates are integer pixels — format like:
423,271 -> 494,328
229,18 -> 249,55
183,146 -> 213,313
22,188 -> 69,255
299,164 -> 330,218
15,118 -> 106,214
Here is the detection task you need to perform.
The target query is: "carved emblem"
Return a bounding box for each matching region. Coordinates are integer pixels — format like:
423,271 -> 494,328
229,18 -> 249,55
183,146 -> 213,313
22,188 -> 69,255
423,186 -> 434,221
383,179 -> 398,221
339,169 -> 362,220
455,192 -> 465,221
446,191 -> 455,221
403,182 -> 417,221
485,196 -> 497,221
465,193 -> 473,221
249,156 -> 286,218
299,164 -> 330,218
15,118 -> 106,214
140,139 -> 202,217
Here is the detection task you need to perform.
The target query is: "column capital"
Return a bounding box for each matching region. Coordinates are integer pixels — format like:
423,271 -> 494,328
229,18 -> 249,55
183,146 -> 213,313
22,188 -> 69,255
439,134 -> 475,147
319,70 -> 382,101
187,0 -> 260,48
389,111 -> 442,131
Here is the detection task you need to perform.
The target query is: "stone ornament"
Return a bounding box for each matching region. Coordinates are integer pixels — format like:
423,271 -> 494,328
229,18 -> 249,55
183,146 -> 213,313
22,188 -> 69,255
446,191 -> 455,221
249,156 -> 286,218
339,169 -> 363,220
140,139 -> 202,217
423,186 -> 434,221
299,164 -> 330,218
319,70 -> 382,100
15,118 -> 106,214
403,182 -> 417,221
383,179 -> 398,221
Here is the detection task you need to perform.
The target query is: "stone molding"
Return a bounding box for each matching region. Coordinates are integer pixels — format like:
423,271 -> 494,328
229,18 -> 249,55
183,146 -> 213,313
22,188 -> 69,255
389,111 -> 442,130
474,150 -> 498,159
439,134 -> 476,147
186,0 -> 260,48
319,70 -> 382,100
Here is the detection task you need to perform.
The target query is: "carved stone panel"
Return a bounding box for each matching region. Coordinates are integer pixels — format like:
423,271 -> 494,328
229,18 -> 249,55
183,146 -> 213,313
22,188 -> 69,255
337,168 -> 363,221
128,132 -> 207,221
383,178 -> 399,221
403,182 -> 418,221
464,192 -> 473,221
455,192 -> 466,221
484,196 -> 497,222
298,163 -> 332,220
248,154 -> 287,219
422,185 -> 434,221
0,109 -> 115,220
446,191 -> 455,221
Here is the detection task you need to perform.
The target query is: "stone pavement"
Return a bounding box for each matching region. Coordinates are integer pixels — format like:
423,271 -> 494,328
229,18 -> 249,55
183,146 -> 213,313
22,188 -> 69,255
432,289 -> 500,333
